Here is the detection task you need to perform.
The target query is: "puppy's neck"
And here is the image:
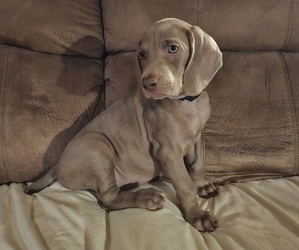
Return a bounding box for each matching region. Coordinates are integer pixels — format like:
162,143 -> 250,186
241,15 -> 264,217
137,87 -> 204,107
179,89 -> 205,102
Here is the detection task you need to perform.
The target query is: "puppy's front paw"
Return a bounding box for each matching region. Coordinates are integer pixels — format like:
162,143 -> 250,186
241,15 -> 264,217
197,180 -> 218,199
188,210 -> 218,232
135,188 -> 165,211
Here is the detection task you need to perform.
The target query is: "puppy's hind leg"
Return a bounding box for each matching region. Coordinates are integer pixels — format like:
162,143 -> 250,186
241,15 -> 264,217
98,184 -> 165,211
96,170 -> 165,211
94,158 -> 165,211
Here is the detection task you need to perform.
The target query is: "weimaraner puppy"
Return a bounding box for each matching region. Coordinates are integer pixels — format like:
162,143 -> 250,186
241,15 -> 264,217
25,18 -> 222,232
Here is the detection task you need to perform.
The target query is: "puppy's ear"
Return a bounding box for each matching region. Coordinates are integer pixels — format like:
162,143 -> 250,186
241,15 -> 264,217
183,26 -> 222,96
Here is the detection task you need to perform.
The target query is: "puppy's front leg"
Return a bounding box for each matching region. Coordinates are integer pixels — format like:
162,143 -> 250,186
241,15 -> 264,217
185,133 -> 217,198
156,149 -> 217,232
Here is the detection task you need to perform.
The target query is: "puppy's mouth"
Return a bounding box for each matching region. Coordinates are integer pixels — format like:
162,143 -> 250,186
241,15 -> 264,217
141,81 -> 184,100
142,91 -> 166,100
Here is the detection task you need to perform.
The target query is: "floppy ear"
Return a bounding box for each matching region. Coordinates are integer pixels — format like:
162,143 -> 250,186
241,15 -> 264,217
183,26 -> 223,96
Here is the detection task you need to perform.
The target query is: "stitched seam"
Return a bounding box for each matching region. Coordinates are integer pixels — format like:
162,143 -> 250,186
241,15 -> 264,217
279,52 -> 298,175
98,0 -> 107,109
283,0 -> 295,50
0,48 -> 9,181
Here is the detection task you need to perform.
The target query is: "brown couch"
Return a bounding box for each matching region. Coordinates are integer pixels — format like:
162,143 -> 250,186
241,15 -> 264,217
1,0 -> 299,249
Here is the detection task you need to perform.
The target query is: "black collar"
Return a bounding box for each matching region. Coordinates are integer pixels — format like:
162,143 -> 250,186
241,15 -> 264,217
179,93 -> 201,102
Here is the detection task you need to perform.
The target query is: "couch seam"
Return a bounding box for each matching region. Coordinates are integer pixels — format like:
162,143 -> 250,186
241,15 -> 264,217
98,0 -> 106,59
279,52 -> 298,175
197,0 -> 202,27
283,0 -> 295,51
98,0 -> 107,109
0,48 -> 9,181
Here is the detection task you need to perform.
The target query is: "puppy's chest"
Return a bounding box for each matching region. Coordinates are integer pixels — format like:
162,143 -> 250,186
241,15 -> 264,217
150,102 -> 202,133
175,104 -> 203,136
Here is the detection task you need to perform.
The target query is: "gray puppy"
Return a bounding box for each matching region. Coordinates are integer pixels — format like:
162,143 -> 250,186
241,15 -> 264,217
25,18 -> 222,232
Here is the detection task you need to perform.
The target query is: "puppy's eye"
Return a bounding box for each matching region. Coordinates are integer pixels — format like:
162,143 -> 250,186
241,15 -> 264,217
138,51 -> 145,60
168,45 -> 179,53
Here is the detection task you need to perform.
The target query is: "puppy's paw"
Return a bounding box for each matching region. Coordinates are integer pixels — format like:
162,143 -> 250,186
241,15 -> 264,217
136,188 -> 165,211
188,210 -> 218,232
196,180 -> 218,199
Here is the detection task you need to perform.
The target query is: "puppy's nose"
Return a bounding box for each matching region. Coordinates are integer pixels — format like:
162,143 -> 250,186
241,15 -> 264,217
142,77 -> 157,92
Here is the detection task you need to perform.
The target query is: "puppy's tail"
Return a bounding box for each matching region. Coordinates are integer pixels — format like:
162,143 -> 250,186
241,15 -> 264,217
24,165 -> 57,195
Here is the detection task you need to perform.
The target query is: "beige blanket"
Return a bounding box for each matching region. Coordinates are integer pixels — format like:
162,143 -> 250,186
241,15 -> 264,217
1,177 -> 299,249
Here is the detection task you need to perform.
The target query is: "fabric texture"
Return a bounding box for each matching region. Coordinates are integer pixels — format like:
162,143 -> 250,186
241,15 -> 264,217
1,177 -> 298,249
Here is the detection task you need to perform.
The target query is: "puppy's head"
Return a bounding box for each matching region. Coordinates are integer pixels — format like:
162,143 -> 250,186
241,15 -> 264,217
138,18 -> 222,99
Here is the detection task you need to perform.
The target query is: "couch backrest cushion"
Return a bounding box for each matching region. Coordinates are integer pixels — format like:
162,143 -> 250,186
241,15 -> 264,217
0,1 -> 104,183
